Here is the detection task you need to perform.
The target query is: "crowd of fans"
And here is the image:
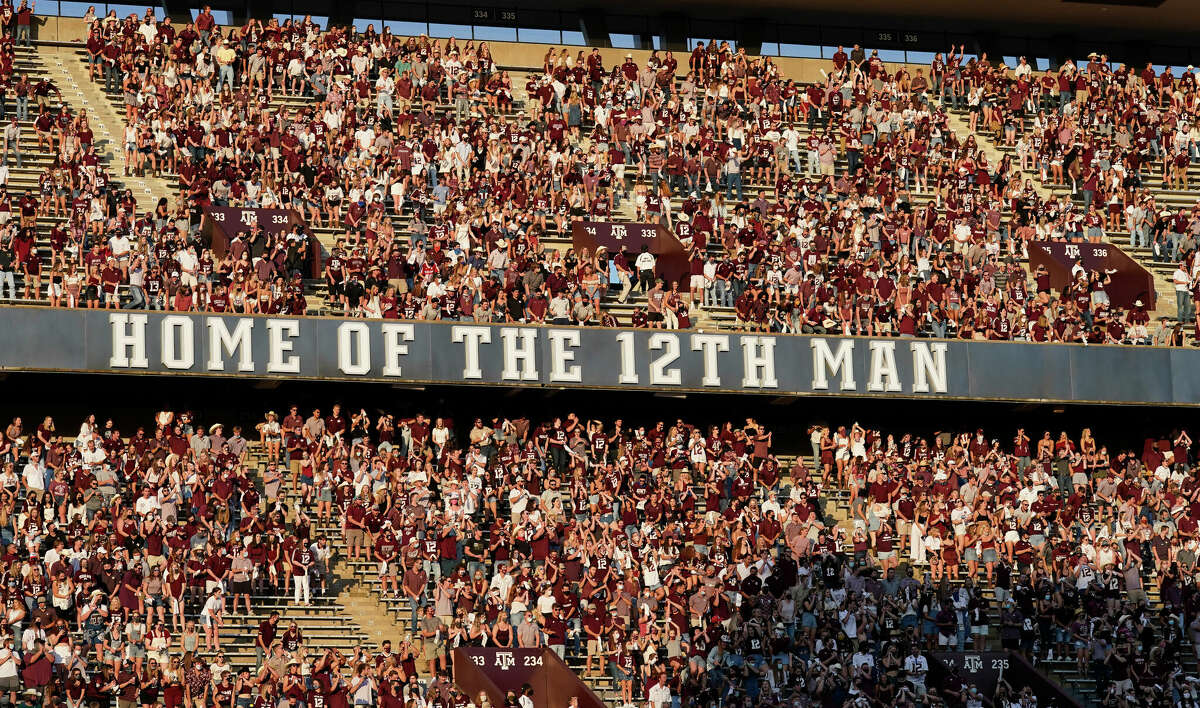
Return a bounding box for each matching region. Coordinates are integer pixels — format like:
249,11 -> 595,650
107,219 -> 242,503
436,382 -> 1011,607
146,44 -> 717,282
0,6 -> 147,312
0,402 -> 1197,708
934,50 -> 1200,257
0,11 -> 1156,343
0,8 -> 1191,708
932,49 -> 1200,324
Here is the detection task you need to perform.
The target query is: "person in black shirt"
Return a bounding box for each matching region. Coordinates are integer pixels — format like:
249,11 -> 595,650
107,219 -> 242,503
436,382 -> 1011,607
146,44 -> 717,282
188,200 -> 205,238
821,553 -> 844,589
1106,643 -> 1134,697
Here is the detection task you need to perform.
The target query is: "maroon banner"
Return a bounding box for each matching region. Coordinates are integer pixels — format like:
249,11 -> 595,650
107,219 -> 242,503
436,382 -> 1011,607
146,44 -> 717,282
571,221 -> 690,287
452,648 -> 604,708
1028,241 -> 1156,310
202,207 -> 322,278
931,651 -> 1081,708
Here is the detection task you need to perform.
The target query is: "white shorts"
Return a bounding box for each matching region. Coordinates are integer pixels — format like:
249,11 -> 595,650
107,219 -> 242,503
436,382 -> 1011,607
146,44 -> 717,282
690,274 -> 705,289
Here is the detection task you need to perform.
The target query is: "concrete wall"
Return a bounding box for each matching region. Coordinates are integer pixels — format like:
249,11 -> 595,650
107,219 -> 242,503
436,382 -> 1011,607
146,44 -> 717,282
435,40 -> 930,80
31,15 -> 87,45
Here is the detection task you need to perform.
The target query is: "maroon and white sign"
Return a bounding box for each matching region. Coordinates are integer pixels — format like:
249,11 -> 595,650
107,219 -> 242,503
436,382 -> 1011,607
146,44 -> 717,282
452,648 -> 604,708
1028,241 -> 1156,310
202,207 -> 321,277
571,221 -> 690,286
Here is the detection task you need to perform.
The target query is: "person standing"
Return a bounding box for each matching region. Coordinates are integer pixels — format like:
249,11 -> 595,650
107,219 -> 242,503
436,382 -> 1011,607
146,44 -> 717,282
229,549 -> 254,615
647,673 -> 671,708
214,39 -> 237,95
3,118 -> 20,168
903,645 -> 928,696
1173,261 -> 1193,322
254,612 -> 278,669
14,1 -> 33,47
290,542 -> 312,606
635,245 -> 656,294
0,635 -> 18,706
200,589 -> 223,652
724,150 -> 743,201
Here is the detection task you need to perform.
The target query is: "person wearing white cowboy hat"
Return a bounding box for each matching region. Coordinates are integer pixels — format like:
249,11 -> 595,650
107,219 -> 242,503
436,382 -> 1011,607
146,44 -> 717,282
208,423 -> 227,452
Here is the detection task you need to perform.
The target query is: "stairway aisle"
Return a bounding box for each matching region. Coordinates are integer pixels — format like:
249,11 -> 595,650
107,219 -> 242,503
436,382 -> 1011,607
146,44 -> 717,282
941,108 -> 1051,202
42,45 -> 175,215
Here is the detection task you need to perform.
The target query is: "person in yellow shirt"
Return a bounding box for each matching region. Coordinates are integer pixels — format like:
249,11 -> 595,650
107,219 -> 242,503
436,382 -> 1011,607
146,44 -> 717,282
215,40 -> 237,94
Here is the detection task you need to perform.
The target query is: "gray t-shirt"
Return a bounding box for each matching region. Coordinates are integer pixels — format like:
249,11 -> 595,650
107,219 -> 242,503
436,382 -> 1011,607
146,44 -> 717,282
189,435 -> 210,457
95,465 -> 118,491
304,417 -> 326,441
516,620 -> 540,647
419,616 -> 442,646
548,296 -> 570,319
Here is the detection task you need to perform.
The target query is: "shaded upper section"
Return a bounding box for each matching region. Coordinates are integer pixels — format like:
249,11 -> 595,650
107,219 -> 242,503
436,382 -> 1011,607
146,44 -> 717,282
149,0 -> 1200,66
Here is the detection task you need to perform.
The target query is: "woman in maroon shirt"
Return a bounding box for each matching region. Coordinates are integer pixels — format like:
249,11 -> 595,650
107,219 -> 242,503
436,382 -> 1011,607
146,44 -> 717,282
171,285 -> 194,312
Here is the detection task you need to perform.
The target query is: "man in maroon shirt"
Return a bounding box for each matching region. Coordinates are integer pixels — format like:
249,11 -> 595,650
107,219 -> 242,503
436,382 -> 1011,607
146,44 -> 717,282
374,522 -> 400,596
344,495 -> 368,561
194,5 -> 216,46
100,257 -> 123,308
255,611 -> 279,668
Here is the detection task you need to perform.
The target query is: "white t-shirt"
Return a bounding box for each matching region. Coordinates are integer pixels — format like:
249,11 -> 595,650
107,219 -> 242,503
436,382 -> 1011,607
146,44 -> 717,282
176,249 -> 198,276
109,234 -> 131,258
0,647 -> 17,677
138,22 -> 157,46
648,682 -> 671,708
22,461 -> 44,491
489,573 -> 513,600
202,595 -> 222,620
904,654 -> 928,682
134,493 -> 161,517
783,127 -> 800,150
1174,267 -> 1191,292
82,446 -> 106,468
21,626 -> 42,653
